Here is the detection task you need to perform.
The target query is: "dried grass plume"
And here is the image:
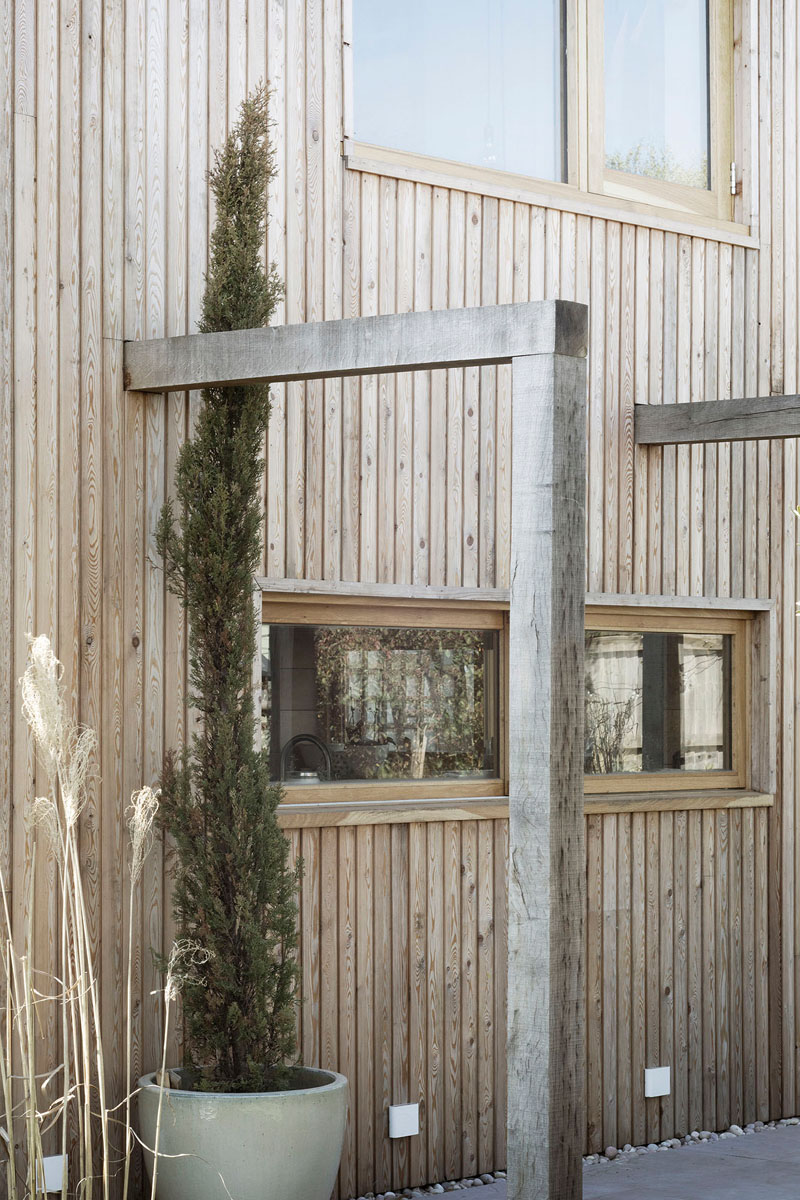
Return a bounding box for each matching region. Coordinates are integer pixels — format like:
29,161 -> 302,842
20,633 -> 96,826
128,787 -> 160,887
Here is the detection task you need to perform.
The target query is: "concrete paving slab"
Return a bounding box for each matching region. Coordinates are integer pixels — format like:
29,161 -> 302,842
581,1126 -> 800,1200
452,1126 -> 800,1200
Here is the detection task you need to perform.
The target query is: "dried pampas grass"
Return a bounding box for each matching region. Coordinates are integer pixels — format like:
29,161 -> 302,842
2,636 -> 163,1200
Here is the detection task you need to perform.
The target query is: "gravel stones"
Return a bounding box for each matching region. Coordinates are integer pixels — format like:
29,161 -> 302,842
352,1172 -> 507,1199
582,1115 -> 800,1171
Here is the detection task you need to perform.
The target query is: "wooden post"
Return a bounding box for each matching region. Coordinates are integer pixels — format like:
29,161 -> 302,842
507,334 -> 587,1199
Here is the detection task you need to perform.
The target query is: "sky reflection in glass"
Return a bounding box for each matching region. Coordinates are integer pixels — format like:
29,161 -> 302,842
354,0 -> 564,181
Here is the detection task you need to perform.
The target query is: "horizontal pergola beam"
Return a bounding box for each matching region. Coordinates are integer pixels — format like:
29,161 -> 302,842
635,394 -> 800,445
257,576 -> 511,605
123,299 -> 588,392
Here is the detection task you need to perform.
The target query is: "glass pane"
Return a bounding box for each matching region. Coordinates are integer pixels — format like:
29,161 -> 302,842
262,623 -> 500,785
678,633 -> 730,770
604,0 -> 710,189
584,632 -> 644,774
585,630 -> 731,776
353,0 -> 565,181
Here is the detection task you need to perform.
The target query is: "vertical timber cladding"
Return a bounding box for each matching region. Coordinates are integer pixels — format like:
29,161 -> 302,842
0,0 -> 796,1195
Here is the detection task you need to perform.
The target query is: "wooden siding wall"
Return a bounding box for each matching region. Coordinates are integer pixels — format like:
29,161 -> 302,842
287,820 -> 508,1198
1,0 -> 798,1195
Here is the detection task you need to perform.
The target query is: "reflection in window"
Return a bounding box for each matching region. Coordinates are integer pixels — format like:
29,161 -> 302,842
584,630 -> 731,776
262,624 -> 499,785
604,0 -> 710,189
353,0 -> 565,181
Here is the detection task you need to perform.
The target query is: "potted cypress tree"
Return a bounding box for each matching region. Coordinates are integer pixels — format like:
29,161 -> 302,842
135,88 -> 347,1200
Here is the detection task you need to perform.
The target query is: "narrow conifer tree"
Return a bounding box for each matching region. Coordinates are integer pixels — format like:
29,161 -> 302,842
156,88 -> 299,1093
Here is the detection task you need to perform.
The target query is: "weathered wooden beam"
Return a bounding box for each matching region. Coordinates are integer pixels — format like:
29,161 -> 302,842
507,328 -> 587,1199
256,576 -> 510,606
123,299 -> 588,392
635,394 -> 800,444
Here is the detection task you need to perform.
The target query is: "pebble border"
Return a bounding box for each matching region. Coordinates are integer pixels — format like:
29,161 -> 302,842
350,1170 -> 506,1199
584,1115 -> 800,1165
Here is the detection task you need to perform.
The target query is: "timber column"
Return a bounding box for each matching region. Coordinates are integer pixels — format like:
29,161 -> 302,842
507,301 -> 588,1200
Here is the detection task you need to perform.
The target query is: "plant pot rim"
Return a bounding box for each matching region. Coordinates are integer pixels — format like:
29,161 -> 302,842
137,1065 -> 347,1102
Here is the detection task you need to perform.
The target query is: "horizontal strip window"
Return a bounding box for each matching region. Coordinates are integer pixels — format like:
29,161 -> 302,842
260,589 -> 771,816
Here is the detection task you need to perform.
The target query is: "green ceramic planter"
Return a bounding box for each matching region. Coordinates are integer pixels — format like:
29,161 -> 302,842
137,1067 -> 348,1200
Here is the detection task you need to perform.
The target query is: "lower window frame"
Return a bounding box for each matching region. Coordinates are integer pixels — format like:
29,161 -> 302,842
256,583 -> 774,820
259,583 -> 510,808
583,594 -> 776,814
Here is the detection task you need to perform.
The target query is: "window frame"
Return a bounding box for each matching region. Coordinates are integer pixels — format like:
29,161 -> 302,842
586,0 -> 734,223
584,604 -> 749,795
261,589 -> 510,808
582,594 -> 776,815
258,586 -> 773,820
343,0 -> 741,235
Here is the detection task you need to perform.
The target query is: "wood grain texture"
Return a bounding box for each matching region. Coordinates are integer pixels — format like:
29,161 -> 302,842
391,822 -> 411,1189
374,823 -> 393,1191
586,816 -> 604,1153
355,824 -> 374,1195
124,299 -> 589,392
506,341 -> 587,1200
636,393 -> 800,445
461,820 -> 479,1176
477,819 -> 494,1175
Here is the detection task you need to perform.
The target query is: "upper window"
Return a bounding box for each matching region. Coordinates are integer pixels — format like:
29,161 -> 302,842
603,0 -> 710,189
261,593 -> 507,804
587,0 -> 732,220
350,0 -> 734,224
584,606 -> 748,794
352,0 -> 565,181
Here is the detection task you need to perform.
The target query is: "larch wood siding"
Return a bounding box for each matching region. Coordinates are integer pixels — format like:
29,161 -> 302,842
1,0 -> 798,1196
